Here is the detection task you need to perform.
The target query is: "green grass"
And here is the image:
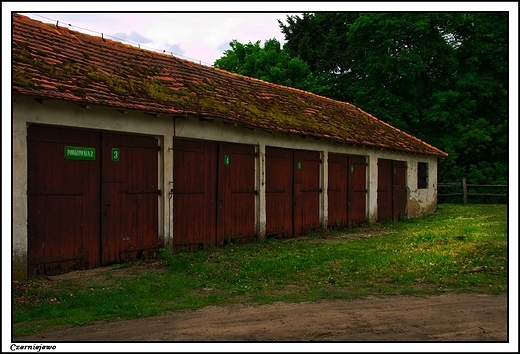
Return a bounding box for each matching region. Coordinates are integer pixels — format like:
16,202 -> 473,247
13,204 -> 508,337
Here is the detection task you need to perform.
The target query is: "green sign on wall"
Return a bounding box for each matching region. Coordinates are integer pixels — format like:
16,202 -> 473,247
224,154 -> 230,166
112,148 -> 120,162
64,146 -> 96,160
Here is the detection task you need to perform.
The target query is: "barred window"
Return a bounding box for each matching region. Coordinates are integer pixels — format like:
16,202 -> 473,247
418,162 -> 428,189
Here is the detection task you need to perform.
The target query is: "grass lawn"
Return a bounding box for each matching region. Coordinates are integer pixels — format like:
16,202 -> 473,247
12,204 -> 508,337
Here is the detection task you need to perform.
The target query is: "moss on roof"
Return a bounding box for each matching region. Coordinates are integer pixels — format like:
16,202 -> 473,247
12,13 -> 447,157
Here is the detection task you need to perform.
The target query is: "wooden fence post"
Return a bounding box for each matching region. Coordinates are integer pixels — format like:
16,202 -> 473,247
462,177 -> 467,204
437,179 -> 506,203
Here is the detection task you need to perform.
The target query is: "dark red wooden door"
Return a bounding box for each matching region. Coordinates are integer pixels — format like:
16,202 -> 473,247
28,126 -> 159,274
378,158 -> 407,222
265,147 -> 294,238
27,125 -> 101,275
328,153 -> 367,228
294,150 -> 321,235
217,142 -> 257,245
377,158 -> 393,222
392,160 -> 407,221
172,139 -> 218,250
172,139 -> 256,248
348,155 -> 367,225
101,133 -> 159,264
327,153 -> 348,228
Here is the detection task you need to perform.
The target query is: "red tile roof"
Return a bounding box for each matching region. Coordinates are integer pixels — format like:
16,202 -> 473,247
12,13 -> 447,157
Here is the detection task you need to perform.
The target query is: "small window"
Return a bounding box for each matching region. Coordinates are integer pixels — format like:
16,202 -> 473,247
418,162 -> 428,189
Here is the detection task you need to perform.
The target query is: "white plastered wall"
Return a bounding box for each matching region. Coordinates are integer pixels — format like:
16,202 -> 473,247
12,96 -> 439,279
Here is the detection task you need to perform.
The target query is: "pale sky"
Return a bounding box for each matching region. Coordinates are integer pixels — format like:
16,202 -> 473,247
17,11 -> 302,66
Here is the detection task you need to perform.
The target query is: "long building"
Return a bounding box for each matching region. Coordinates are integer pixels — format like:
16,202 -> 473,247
12,13 -> 447,279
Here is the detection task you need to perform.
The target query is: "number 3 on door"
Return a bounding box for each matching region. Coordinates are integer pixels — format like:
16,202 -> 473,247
111,148 -> 120,162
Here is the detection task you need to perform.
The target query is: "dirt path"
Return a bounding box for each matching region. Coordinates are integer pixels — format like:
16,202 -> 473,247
15,293 -> 507,342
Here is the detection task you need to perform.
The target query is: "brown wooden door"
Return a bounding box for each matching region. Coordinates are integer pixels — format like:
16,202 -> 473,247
294,150 -> 321,235
27,126 -> 159,274
217,142 -> 257,245
327,153 -> 348,228
328,153 -> 367,228
27,125 -> 101,275
378,158 -> 407,222
377,158 -> 393,222
392,160 -> 407,221
101,133 -> 159,264
172,139 -> 218,250
172,140 -> 256,248
348,155 -> 367,225
265,147 -> 294,238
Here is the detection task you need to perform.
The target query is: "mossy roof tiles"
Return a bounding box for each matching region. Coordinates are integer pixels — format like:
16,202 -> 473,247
12,13 -> 447,157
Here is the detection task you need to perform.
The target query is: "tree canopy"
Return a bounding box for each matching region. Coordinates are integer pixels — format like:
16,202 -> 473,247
214,38 -> 326,94
214,12 -> 508,186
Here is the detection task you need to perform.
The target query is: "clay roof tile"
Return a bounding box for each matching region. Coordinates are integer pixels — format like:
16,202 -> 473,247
12,13 -> 447,157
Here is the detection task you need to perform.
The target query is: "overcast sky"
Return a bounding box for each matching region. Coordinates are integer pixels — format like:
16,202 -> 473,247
17,11 -> 302,66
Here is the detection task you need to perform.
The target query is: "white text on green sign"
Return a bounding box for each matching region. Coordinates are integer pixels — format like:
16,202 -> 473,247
64,146 -> 96,160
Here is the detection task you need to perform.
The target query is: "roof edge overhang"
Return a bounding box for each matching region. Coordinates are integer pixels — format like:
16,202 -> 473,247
14,92 -> 449,158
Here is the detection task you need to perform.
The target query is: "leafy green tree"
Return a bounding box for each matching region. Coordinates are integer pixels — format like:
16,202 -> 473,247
444,12 -> 508,185
280,12 -> 360,96
214,38 -> 326,94
279,12 -> 508,185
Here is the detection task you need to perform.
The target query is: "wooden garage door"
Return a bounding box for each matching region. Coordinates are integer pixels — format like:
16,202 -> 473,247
265,147 -> 294,238
101,132 -> 159,264
172,139 -> 217,250
327,153 -> 348,228
377,158 -> 407,222
392,160 -> 407,221
265,147 -> 321,237
27,125 -> 159,275
294,150 -> 321,235
28,125 -> 101,275
348,155 -> 368,224
377,159 -> 393,222
218,142 -> 257,245
328,153 -> 367,228
172,139 -> 257,248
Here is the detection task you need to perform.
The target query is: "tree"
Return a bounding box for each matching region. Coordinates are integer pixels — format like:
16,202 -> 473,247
444,12 -> 508,184
280,12 -> 360,99
279,12 -> 508,185
214,38 -> 326,94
